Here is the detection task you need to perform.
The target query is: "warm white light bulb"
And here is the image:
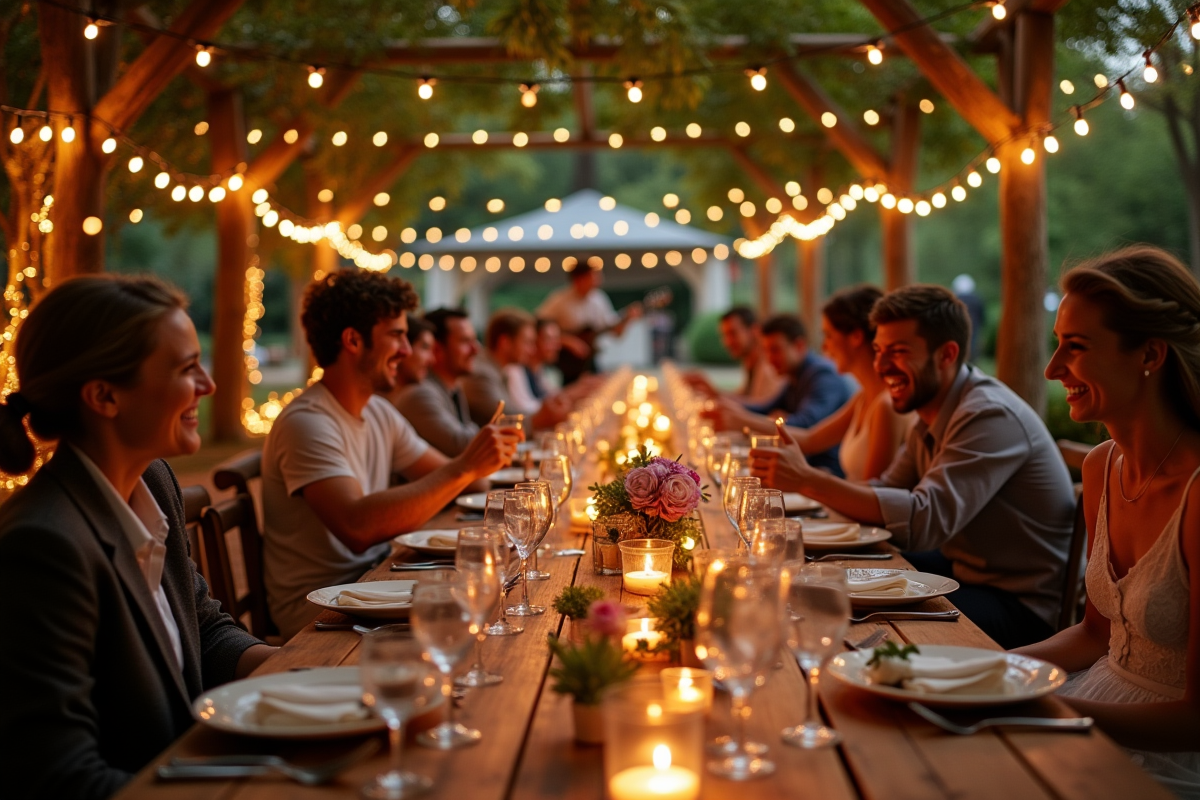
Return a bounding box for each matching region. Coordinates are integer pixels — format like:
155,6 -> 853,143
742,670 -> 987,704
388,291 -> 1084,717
195,48 -> 211,68
1021,147 -> 1036,165
308,69 -> 324,89
9,127 -> 24,145
1074,117 -> 1089,136
986,157 -> 1001,174
991,1 -> 1006,20
1144,62 -> 1159,83
627,85 -> 643,103
1043,135 -> 1059,153
867,44 -> 883,65
1120,89 -> 1135,110
84,22 -> 98,39
101,136 -> 116,153
60,126 -> 76,143
750,72 -> 767,91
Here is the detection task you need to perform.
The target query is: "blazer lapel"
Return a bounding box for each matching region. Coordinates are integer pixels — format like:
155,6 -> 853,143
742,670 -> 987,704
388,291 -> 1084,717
46,448 -> 192,706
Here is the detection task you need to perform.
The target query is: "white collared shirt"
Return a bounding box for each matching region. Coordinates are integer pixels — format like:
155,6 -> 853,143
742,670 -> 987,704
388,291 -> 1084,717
73,446 -> 184,670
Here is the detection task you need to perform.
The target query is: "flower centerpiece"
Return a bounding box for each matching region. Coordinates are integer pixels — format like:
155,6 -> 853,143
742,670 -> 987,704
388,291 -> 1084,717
589,447 -> 708,570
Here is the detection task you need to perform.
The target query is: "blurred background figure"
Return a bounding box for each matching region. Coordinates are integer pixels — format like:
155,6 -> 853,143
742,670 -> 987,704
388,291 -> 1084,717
953,274 -> 986,363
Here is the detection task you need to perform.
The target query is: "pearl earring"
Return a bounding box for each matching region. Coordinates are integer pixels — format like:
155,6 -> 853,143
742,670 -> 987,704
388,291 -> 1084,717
1145,370 -> 1151,377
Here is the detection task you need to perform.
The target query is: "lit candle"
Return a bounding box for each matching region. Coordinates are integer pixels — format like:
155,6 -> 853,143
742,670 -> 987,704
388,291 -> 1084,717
661,668 -> 713,714
624,553 -> 670,596
609,745 -> 700,800
622,618 -> 664,656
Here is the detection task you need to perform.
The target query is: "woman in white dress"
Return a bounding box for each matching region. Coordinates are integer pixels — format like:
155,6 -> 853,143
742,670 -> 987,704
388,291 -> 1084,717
1018,245 -> 1200,798
777,285 -> 911,481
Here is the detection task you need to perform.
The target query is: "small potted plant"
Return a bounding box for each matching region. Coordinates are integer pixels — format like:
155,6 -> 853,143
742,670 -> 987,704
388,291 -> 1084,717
552,586 -> 605,643
547,600 -> 639,745
647,575 -> 703,667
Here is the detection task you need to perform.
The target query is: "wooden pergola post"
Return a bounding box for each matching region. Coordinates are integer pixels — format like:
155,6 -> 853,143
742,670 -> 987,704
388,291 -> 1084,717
882,96 -> 921,290
797,237 -> 826,338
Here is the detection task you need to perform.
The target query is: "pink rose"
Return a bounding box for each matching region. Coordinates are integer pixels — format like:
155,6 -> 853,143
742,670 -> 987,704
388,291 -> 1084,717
656,473 -> 701,522
585,599 -> 627,638
624,466 -> 661,514
655,457 -> 701,485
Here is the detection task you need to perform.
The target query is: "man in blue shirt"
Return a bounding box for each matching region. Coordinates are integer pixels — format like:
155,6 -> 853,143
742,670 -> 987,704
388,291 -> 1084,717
709,314 -> 852,475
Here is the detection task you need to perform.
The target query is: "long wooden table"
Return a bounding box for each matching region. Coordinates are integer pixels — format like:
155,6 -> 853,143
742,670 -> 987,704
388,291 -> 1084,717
117,478 -> 1171,800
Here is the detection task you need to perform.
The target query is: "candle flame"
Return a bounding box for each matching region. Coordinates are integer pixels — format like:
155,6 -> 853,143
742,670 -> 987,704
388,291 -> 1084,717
653,744 -> 672,770
644,554 -> 654,573
679,674 -> 693,690
647,703 -> 663,719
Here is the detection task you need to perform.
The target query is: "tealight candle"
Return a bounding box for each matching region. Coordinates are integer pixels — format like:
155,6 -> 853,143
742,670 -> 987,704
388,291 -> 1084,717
609,745 -> 699,800
624,568 -> 670,596
619,539 -> 675,597
660,668 -> 713,715
622,618 -> 665,658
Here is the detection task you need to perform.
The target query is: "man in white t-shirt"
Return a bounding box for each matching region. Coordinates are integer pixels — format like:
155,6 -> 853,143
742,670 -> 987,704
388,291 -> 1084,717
536,266 -> 640,384
262,270 -> 519,638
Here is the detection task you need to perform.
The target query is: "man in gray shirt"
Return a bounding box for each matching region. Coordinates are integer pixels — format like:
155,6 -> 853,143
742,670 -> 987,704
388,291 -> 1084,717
392,308 -> 480,457
750,285 -> 1075,648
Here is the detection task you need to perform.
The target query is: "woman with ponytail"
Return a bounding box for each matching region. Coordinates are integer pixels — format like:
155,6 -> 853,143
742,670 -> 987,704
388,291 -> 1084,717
1019,245 -> 1200,797
0,275 -> 273,799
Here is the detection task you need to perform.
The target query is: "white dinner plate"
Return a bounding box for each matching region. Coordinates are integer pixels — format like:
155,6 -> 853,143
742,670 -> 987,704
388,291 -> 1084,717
827,645 -> 1068,707
845,569 -> 958,607
784,492 -> 822,514
307,579 -> 416,620
802,522 -> 892,551
489,467 -> 530,485
193,667 -> 385,739
455,492 -> 489,511
394,529 -> 460,555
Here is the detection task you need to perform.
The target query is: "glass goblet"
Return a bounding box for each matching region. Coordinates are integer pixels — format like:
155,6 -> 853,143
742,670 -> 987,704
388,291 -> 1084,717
503,490 -> 544,616
515,480 -> 554,580
738,488 -> 784,548
412,583 -> 480,749
484,534 -> 524,636
723,476 -> 761,545
751,518 -> 803,567
454,527 -> 504,688
781,563 -> 850,749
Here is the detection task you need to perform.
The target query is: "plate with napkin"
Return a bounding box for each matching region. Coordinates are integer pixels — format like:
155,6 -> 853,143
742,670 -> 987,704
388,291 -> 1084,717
193,667 -> 384,738
845,569 -> 958,607
488,467 -> 531,485
307,579 -> 417,619
455,492 -> 489,512
828,645 -> 1067,707
784,492 -> 823,514
801,521 -> 892,551
394,528 -> 461,555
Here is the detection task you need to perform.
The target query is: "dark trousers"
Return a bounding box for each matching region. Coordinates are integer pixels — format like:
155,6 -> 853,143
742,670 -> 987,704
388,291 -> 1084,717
902,550 -> 1055,650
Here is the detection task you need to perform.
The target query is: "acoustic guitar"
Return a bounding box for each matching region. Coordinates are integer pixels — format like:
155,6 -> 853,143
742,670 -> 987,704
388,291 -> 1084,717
557,287 -> 673,384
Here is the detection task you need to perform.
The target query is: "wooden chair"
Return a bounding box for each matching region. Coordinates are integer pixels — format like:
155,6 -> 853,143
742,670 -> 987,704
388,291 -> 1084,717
199,492 -> 274,641
1055,440 -> 1096,631
180,484 -> 211,571
212,449 -> 262,496
1057,439 -> 1093,475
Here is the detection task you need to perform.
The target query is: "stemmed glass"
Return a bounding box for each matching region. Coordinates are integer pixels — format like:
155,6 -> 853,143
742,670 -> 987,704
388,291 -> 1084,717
412,583 -> 481,749
719,451 -> 746,487
781,563 -> 850,749
723,476 -> 761,545
696,558 -> 786,780
359,630 -> 440,799
503,490 -> 545,616
484,531 -> 525,636
538,454 -> 573,524
515,480 -> 553,581
454,527 -> 504,688
751,518 -> 803,567
738,488 -> 785,548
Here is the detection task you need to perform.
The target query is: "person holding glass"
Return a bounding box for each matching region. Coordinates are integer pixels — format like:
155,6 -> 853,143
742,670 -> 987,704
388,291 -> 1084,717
0,276 -> 274,800
1017,246 -> 1200,797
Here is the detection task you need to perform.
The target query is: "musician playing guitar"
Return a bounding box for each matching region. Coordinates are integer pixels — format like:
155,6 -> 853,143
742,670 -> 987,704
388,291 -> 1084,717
536,265 -> 644,385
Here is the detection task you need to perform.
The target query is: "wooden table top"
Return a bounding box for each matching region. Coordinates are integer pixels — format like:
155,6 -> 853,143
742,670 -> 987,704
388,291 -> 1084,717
116,458 -> 1171,800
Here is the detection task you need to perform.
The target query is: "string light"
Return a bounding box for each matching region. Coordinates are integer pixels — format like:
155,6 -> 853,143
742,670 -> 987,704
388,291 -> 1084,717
373,131 -> 387,146
1143,53 -> 1159,83
863,109 -> 880,125
985,156 -> 1001,173
8,127 -> 22,144
227,174 -> 244,191
1192,8 -> 1200,39
625,79 -> 644,103
919,99 -> 935,114
307,66 -> 325,89
866,41 -> 883,65
990,0 -> 1007,20
418,77 -> 436,99
1072,106 -> 1089,136
1118,79 -> 1135,110
101,136 -> 116,153
247,128 -> 263,144
38,125 -> 51,142
1044,135 -> 1059,153
1020,146 -> 1036,165
1060,80 -> 1075,94
951,185 -> 967,202
746,67 -> 767,91
60,125 -> 76,143
128,156 -> 144,173
520,83 -> 539,107
195,46 -> 212,67
155,171 -> 170,189
84,19 -> 99,39
967,170 -> 983,187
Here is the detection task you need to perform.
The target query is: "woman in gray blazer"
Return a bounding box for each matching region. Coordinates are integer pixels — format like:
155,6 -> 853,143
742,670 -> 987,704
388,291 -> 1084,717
0,276 -> 274,799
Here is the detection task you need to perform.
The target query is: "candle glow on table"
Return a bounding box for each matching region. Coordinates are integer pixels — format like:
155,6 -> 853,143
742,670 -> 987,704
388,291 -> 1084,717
661,668 -> 713,714
609,745 -> 700,800
622,618 -> 665,656
619,541 -> 675,597
624,553 -> 671,596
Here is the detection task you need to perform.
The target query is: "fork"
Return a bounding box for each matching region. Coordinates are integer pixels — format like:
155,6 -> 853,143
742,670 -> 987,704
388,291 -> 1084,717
158,739 -> 380,785
807,553 -> 893,562
843,629 -> 888,651
850,610 -> 960,624
908,703 -> 1094,735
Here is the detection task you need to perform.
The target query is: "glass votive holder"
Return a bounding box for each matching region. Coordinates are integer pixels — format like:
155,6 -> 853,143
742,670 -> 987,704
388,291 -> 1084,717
569,498 -> 594,529
660,668 -> 714,715
621,617 -> 668,661
690,548 -> 732,580
604,676 -> 703,800
619,539 -> 675,596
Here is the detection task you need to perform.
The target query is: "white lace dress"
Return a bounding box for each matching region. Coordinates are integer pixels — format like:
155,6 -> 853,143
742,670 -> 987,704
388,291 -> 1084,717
1058,445 -> 1200,798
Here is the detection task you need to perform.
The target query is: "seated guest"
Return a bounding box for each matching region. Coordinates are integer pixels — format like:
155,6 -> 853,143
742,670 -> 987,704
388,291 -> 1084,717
392,308 -> 480,457
262,273 -> 519,639
523,318 -> 602,404
709,313 -> 852,475
750,285 -> 1075,648
774,286 -> 913,481
1017,246 -> 1200,795
685,306 -> 784,406
461,308 -> 569,429
389,316 -> 435,390
0,276 -> 273,799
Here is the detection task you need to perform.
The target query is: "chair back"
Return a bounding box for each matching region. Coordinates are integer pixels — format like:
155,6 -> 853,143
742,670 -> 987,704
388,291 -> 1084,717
199,492 -> 273,640
213,449 -> 262,496
1057,439 -> 1093,475
1058,483 -> 1089,631
180,484 -> 211,569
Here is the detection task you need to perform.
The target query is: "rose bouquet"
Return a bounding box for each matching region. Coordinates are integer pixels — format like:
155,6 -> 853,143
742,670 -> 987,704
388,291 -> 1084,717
589,447 -> 708,567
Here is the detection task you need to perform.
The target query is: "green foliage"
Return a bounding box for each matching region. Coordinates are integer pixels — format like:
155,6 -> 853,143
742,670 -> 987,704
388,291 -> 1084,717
867,640 -> 919,667
552,585 -> 605,620
646,575 -> 701,648
547,633 -> 640,705
684,312 -> 736,365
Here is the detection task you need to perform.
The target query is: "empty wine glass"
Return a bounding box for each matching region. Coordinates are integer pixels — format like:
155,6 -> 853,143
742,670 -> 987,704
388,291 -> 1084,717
749,434 -> 782,450
496,413 -> 525,441
706,443 -> 730,491
781,563 -> 850,749
412,583 -> 480,749
454,527 -> 504,688
483,490 -> 507,526
751,518 -> 803,567
538,454 -> 573,520
360,630 -> 440,797
720,451 -> 746,487
723,476 -> 761,545
515,480 -> 553,581
484,535 -> 524,636
503,490 -> 544,616
696,558 -> 786,779
738,488 -> 785,548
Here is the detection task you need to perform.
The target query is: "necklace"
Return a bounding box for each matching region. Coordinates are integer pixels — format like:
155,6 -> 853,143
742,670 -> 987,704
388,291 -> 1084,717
1117,428 -> 1187,503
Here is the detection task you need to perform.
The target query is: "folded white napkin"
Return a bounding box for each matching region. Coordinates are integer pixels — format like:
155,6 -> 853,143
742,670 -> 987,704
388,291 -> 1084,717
336,587 -> 414,608
425,534 -> 459,549
254,684 -> 368,726
784,492 -> 820,513
848,574 -> 910,596
803,522 -> 862,543
902,653 -> 1009,694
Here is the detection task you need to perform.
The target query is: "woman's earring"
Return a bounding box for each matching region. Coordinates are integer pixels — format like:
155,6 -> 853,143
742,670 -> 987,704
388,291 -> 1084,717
1145,370 -> 1151,377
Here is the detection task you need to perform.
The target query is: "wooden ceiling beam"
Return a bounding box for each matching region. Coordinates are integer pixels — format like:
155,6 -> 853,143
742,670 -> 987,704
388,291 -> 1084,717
972,0 -> 1072,52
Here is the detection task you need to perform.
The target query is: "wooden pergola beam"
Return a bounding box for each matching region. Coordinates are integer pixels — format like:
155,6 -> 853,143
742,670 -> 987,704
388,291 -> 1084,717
881,96 -> 921,289
971,0 -> 1071,51
858,0 -> 1020,144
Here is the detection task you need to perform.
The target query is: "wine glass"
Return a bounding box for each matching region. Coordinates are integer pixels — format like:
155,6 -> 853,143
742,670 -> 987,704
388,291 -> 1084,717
751,518 -> 803,567
412,583 -> 480,749
738,488 -> 785,548
496,413 -> 525,441
515,480 -> 553,581
503,490 -> 544,616
538,454 -> 573,520
360,630 -> 440,798
706,445 -> 729,491
719,451 -> 746,487
483,490 -> 508,526
696,558 -> 786,780
723,476 -> 761,545
484,534 -> 525,636
781,563 -> 850,749
749,434 -> 782,450
454,527 -> 504,688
